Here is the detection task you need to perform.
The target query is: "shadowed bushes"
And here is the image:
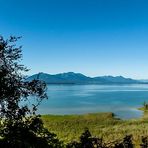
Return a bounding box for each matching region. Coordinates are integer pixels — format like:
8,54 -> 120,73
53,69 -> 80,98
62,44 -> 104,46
0,36 -> 63,148
66,128 -> 134,148
0,116 -> 63,148
66,129 -> 148,148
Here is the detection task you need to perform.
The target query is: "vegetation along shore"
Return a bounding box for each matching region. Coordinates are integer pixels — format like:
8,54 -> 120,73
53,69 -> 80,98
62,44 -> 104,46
41,107 -> 148,147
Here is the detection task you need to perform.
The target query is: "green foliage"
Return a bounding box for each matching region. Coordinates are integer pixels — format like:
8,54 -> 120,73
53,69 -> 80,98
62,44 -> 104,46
140,136 -> 148,148
66,128 -> 134,148
0,116 -> 63,148
0,36 -> 63,147
41,112 -> 148,147
41,113 -> 121,143
143,102 -> 148,111
138,102 -> 148,112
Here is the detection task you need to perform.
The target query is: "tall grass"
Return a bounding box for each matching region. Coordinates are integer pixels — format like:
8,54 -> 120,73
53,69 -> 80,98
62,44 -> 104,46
41,112 -> 148,147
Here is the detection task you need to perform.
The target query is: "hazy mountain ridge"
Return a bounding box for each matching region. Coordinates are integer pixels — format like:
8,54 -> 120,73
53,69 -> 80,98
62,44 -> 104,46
27,72 -> 144,84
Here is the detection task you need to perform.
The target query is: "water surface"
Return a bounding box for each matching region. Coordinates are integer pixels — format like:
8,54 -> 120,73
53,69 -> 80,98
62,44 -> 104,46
38,84 -> 148,119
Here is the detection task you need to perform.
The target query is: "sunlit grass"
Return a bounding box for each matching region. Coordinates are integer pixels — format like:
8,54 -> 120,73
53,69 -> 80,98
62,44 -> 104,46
41,112 -> 148,147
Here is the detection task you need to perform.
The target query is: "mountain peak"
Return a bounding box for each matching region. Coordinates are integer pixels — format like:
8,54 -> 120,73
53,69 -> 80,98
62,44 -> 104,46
27,72 -> 140,84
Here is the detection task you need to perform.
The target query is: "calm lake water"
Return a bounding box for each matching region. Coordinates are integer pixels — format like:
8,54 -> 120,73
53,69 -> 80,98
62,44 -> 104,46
37,84 -> 148,119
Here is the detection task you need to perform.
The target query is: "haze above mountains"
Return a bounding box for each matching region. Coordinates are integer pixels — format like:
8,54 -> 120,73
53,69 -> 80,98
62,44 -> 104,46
27,72 -> 147,84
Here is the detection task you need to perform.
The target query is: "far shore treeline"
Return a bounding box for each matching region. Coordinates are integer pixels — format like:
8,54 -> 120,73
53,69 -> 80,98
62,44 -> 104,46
27,72 -> 148,85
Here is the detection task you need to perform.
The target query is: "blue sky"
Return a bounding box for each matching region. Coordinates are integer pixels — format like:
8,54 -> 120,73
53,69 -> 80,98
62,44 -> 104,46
0,0 -> 148,79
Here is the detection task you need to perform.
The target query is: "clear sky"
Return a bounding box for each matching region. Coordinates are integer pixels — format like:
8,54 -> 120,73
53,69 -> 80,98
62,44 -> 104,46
0,0 -> 148,79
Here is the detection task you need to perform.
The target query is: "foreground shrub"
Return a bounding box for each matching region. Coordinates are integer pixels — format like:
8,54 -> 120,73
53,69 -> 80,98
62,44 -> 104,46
67,128 -> 134,148
0,36 -> 63,147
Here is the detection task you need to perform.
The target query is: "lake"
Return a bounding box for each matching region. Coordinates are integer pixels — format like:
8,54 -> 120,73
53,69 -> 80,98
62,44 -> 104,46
37,84 -> 148,119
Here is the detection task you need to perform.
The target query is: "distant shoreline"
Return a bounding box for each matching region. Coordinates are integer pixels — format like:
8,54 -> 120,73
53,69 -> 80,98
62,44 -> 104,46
40,107 -> 144,120
45,82 -> 148,85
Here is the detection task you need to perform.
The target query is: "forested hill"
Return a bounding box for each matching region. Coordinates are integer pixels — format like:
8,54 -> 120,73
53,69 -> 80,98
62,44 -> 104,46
27,72 -> 142,84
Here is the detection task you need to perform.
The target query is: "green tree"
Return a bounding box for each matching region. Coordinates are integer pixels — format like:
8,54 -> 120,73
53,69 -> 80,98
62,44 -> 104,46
0,36 -> 63,148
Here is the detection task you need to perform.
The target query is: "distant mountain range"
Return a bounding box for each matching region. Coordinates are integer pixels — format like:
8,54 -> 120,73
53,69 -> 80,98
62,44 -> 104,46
27,72 -> 146,84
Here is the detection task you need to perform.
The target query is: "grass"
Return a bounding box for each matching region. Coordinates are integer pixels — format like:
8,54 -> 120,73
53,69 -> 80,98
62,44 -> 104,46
41,111 -> 148,147
138,102 -> 148,111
